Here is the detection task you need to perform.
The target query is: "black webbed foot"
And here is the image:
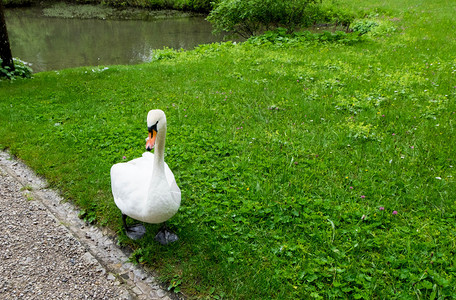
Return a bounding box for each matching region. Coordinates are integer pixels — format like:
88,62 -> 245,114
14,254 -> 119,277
126,223 -> 146,240
154,223 -> 178,245
122,214 -> 146,240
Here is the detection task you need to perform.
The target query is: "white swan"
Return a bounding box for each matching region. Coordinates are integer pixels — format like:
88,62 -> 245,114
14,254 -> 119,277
110,109 -> 181,243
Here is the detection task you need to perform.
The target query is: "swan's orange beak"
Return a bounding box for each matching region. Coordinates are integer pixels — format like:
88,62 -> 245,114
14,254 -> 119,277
146,129 -> 157,151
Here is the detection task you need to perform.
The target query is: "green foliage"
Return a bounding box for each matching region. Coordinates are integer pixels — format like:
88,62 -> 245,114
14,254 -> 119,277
2,0 -> 213,12
0,58 -> 33,80
207,0 -> 322,38
151,47 -> 181,61
97,0 -> 212,11
182,0 -> 213,11
78,205 -> 98,224
351,19 -> 379,35
349,17 -> 397,38
317,5 -> 356,29
2,0 -> 36,6
167,275 -> 183,293
247,27 -> 363,47
42,2 -> 115,19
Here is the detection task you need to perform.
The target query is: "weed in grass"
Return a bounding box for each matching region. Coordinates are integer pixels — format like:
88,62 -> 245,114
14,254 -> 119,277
20,184 -> 33,191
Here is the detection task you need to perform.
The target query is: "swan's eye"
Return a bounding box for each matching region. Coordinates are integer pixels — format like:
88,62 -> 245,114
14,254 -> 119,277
148,121 -> 158,133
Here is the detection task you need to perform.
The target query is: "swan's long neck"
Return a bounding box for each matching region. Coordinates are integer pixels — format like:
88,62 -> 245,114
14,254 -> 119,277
152,123 -> 166,178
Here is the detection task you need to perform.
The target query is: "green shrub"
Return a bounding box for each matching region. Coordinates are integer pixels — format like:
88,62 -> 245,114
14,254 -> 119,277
151,47 -> 180,61
207,0 -> 321,38
2,0 -> 36,6
98,0 -> 212,11
317,6 -> 355,29
351,19 -> 379,35
247,27 -> 362,47
0,58 -> 33,80
182,0 -> 213,12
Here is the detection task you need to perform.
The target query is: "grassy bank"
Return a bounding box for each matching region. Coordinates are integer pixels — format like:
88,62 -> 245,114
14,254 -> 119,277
1,0 -> 456,298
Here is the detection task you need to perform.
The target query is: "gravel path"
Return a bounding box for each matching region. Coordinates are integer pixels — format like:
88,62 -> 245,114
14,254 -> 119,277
0,151 -> 175,300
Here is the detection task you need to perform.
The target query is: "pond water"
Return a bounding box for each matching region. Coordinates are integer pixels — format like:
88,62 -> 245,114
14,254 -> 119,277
5,7 -> 226,72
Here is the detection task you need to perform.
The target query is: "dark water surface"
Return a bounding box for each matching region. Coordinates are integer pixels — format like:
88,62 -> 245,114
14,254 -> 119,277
5,7 -> 225,72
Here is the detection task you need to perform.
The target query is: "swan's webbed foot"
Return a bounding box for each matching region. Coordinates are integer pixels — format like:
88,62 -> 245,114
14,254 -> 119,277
122,214 -> 146,240
126,223 -> 146,240
154,223 -> 178,245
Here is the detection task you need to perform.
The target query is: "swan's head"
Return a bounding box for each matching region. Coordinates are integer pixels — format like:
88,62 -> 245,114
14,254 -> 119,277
145,109 -> 166,151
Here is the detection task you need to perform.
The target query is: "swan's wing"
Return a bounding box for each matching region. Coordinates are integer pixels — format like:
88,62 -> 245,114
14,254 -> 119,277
126,152 -> 154,167
110,153 -> 154,213
163,163 -> 179,190
111,151 -> 181,220
164,162 -> 181,207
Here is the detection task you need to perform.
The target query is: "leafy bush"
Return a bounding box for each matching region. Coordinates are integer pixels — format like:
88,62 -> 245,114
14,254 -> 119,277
151,47 -> 181,61
2,0 -> 36,6
207,0 -> 322,38
314,6 -> 355,32
0,58 -> 33,80
247,27 -> 363,47
182,0 -> 213,12
351,19 -> 379,35
97,0 -> 213,11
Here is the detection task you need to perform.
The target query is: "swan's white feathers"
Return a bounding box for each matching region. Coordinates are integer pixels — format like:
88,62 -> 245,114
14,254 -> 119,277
110,110 -> 181,225
111,152 -> 181,223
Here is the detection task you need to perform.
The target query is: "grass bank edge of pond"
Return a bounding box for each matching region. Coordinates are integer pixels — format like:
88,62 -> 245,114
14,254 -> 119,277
6,2 -> 206,21
43,2 -> 206,21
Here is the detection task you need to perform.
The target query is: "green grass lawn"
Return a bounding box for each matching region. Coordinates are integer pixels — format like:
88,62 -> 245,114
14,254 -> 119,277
1,0 -> 456,298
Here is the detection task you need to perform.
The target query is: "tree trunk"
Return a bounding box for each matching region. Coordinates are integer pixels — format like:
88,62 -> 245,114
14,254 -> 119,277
0,1 -> 15,72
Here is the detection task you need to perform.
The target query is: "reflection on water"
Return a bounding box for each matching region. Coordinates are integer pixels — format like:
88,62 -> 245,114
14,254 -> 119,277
5,7 -> 225,72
